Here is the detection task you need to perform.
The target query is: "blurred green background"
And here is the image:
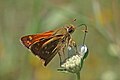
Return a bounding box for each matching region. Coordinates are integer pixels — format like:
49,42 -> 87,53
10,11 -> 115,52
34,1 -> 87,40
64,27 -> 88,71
0,0 -> 120,80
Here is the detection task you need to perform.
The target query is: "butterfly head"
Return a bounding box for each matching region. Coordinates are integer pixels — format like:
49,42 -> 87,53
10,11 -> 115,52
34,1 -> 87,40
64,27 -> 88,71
66,24 -> 76,34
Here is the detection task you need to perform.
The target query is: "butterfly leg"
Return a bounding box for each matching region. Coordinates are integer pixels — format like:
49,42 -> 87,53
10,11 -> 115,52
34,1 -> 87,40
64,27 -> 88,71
58,52 -> 62,66
69,39 -> 78,54
58,46 -> 66,66
62,45 -> 66,60
73,41 -> 78,54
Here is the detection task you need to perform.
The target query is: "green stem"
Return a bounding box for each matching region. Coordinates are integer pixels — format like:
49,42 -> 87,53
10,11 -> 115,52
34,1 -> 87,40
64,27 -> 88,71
76,72 -> 80,80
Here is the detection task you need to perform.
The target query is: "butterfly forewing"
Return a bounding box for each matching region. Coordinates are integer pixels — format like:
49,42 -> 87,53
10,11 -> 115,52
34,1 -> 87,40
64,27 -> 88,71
21,31 -> 54,48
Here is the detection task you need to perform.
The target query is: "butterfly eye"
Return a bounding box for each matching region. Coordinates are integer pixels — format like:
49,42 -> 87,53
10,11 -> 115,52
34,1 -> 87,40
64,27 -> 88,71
66,25 -> 75,34
68,28 -> 74,33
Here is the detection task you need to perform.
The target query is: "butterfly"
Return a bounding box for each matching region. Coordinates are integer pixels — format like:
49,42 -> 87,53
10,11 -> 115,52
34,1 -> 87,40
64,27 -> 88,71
20,24 -> 78,66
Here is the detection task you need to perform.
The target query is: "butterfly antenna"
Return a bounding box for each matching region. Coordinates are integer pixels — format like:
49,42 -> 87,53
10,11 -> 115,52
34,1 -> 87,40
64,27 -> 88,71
77,24 -> 88,45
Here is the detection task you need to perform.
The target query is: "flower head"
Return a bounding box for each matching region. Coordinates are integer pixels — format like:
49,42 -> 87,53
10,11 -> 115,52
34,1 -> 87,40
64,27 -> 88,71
58,45 -> 88,73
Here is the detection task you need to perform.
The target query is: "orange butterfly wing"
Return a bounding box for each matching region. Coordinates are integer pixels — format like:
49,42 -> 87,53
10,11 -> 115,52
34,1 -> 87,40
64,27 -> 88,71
21,31 -> 54,48
20,27 -> 67,66
21,30 -> 64,66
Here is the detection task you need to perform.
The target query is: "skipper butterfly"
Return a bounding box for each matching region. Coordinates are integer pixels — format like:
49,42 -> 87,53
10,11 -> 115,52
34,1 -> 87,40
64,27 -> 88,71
20,24 -> 78,66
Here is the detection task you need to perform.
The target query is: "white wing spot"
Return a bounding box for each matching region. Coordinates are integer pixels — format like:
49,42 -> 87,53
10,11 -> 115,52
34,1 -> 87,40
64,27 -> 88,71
44,46 -> 47,49
45,51 -> 49,54
29,36 -> 32,40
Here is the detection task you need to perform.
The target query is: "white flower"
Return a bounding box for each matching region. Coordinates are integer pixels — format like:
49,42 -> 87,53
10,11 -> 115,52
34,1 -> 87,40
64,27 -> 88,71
58,45 -> 88,73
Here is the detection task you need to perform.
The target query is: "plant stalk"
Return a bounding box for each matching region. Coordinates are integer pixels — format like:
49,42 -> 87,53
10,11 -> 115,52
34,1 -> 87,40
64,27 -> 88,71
76,71 -> 80,80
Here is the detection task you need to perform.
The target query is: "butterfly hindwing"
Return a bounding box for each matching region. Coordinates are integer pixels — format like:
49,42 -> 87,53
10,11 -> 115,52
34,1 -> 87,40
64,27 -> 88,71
30,37 -> 53,55
30,35 -> 63,66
